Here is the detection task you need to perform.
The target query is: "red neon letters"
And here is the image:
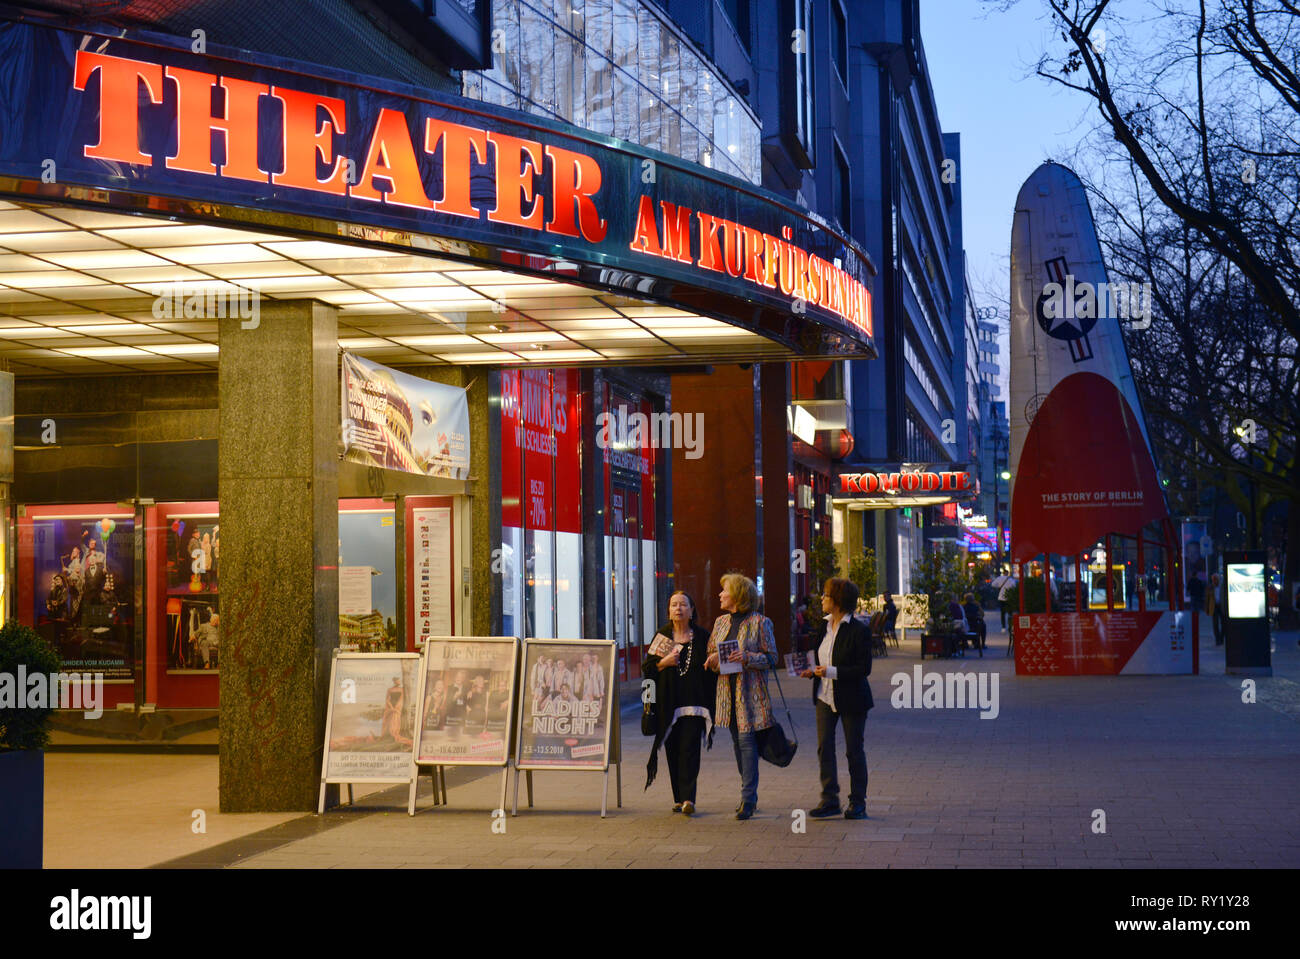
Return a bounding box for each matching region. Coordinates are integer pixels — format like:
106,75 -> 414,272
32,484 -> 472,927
71,49 -> 607,242
631,196 -> 873,338
839,471 -> 973,494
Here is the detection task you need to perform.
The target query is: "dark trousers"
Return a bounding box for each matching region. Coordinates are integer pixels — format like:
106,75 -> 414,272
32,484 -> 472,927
998,600 -> 1008,629
1213,607 -> 1225,645
664,716 -> 704,803
815,700 -> 868,808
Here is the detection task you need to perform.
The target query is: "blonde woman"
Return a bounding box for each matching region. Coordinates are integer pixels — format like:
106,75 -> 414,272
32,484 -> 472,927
704,573 -> 778,820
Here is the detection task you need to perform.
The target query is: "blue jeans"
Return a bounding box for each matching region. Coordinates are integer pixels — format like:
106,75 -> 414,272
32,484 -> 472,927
728,724 -> 759,807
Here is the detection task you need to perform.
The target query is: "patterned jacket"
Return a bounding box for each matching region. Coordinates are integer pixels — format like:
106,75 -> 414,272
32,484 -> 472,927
708,612 -> 778,732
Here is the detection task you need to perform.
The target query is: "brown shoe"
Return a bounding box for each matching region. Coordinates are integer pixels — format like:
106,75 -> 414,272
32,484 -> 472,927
681,801 -> 695,816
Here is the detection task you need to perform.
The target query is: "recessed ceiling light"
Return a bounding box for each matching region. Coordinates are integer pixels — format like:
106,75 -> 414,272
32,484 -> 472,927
58,324 -> 152,335
0,327 -> 68,338
143,343 -> 219,356
58,346 -> 151,358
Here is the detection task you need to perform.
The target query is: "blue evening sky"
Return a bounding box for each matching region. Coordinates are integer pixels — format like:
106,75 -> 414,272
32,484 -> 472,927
922,0 -> 1099,392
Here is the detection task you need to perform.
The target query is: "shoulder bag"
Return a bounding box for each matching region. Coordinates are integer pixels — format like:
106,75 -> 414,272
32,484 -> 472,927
757,651 -> 798,767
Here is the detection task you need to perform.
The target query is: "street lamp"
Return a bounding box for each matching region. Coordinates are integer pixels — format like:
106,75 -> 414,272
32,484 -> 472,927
1233,424 -> 1259,550
993,433 -> 1010,570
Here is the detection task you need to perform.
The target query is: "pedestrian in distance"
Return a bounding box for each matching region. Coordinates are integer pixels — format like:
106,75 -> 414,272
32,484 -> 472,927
994,570 -> 1018,629
800,577 -> 872,820
1208,572 -> 1224,646
962,592 -> 986,651
643,590 -> 716,816
947,592 -> 970,648
704,573 -> 778,820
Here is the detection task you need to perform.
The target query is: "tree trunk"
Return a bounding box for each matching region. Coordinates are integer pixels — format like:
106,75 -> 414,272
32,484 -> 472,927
1279,471 -> 1299,630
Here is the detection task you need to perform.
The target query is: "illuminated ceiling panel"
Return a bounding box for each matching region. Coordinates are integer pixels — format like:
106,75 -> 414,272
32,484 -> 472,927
0,202 -> 790,375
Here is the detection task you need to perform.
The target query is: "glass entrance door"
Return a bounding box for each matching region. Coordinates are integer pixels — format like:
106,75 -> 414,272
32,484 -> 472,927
609,486 -> 642,680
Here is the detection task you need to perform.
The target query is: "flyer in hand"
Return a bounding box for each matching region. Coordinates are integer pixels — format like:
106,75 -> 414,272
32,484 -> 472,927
785,650 -> 816,677
717,638 -> 742,675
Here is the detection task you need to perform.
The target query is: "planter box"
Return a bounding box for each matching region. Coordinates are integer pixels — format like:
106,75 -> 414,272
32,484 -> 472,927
0,750 -> 43,868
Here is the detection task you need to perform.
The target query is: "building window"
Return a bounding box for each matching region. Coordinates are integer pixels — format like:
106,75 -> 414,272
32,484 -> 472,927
720,0 -> 752,52
780,0 -> 815,168
833,140 -> 851,233
831,0 -> 848,87
466,0 -> 762,184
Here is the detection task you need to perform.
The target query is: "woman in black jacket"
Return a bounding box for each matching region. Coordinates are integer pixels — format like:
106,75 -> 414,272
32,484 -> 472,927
800,577 -> 873,820
643,591 -> 716,815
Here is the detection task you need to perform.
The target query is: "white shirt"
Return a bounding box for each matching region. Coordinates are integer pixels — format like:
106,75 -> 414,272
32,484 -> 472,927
998,577 -> 1018,601
817,614 -> 845,712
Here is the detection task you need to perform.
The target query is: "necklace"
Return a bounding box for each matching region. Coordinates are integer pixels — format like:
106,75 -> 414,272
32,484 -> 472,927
673,630 -> 693,676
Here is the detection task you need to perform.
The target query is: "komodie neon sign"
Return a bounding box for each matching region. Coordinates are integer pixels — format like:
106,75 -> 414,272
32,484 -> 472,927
839,471 -> 973,494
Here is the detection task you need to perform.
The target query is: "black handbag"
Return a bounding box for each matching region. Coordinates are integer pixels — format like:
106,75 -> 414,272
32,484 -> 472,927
757,666 -> 798,767
641,701 -> 657,736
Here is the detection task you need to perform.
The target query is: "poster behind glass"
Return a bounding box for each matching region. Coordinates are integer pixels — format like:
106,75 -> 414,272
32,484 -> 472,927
1181,519 -> 1209,605
339,508 -> 397,652
32,515 -> 134,680
414,638 -> 517,765
163,511 -> 220,673
515,639 -> 615,770
323,654 -> 420,782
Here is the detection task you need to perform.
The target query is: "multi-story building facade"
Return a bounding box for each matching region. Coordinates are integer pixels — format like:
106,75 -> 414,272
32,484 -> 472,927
824,0 -> 973,597
0,0 -> 981,810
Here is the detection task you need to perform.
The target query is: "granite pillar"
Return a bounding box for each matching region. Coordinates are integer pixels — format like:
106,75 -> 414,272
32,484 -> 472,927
218,301 -> 338,812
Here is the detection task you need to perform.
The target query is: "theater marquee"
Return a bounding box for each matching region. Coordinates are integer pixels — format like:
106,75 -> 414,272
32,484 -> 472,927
0,20 -> 875,356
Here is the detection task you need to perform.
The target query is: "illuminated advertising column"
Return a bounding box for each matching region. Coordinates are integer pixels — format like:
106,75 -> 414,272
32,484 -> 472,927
1222,549 -> 1272,676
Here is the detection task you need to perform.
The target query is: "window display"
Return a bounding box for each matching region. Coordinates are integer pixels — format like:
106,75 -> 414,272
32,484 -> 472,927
23,509 -> 135,681
162,509 -> 220,672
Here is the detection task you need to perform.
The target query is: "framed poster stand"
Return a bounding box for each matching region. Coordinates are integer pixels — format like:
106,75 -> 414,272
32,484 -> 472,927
511,638 -> 620,818
407,636 -> 520,815
318,650 -> 421,814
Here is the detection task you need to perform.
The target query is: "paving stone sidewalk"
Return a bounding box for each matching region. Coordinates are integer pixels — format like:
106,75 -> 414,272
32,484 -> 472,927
218,623 -> 1300,869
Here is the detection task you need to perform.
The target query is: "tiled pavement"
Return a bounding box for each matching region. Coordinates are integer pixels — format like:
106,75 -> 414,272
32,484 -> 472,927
193,621 -> 1300,869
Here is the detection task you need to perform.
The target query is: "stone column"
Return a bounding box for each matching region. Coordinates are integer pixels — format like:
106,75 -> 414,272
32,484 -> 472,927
218,301 -> 338,812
